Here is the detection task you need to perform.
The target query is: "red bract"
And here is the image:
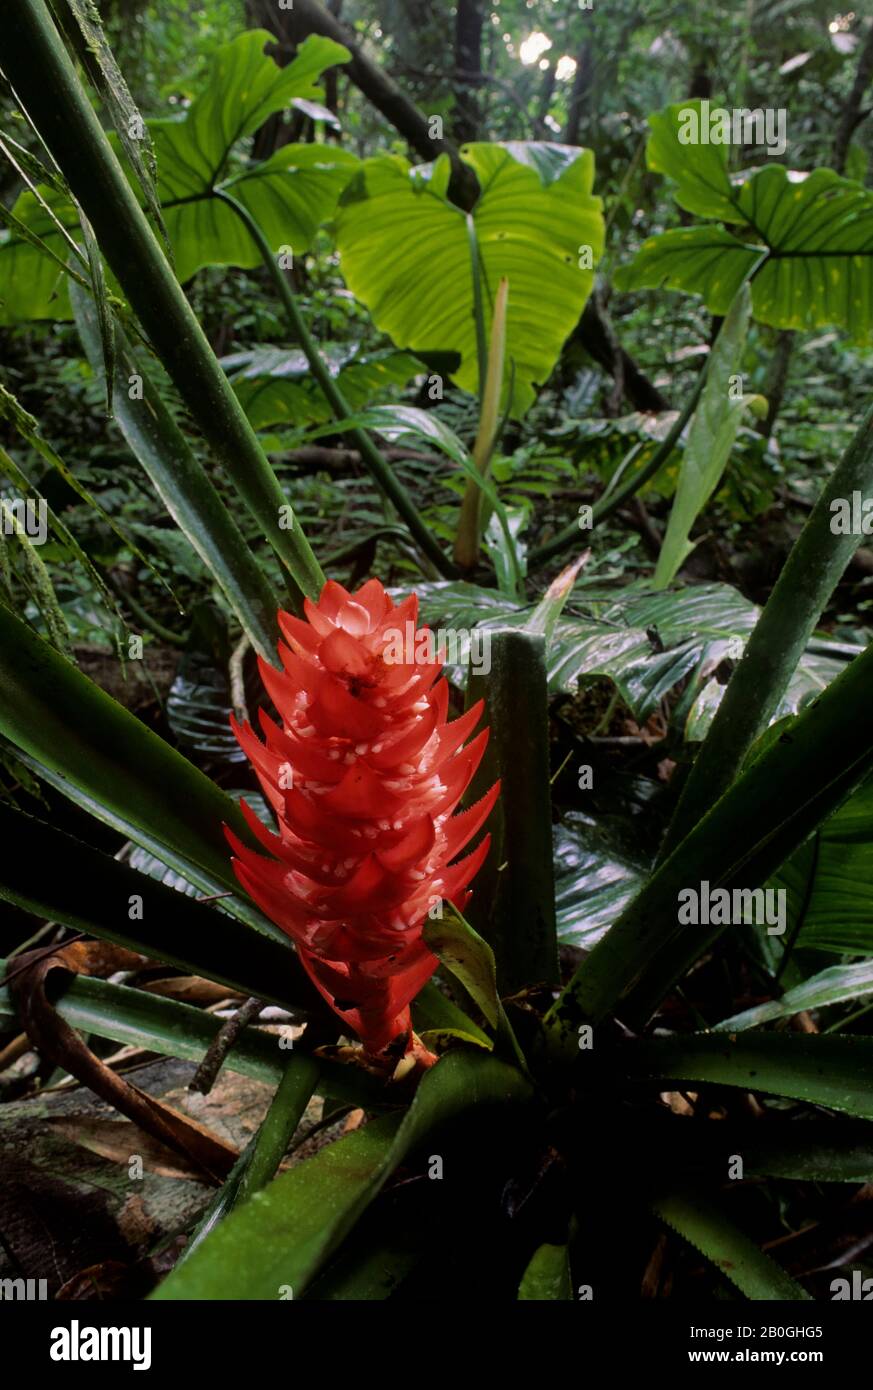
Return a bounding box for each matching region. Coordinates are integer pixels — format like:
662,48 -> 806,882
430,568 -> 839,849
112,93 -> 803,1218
226,578 -> 499,1059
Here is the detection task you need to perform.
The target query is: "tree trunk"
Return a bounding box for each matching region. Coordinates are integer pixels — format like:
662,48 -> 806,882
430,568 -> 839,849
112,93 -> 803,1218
453,0 -> 484,144
564,42 -> 593,146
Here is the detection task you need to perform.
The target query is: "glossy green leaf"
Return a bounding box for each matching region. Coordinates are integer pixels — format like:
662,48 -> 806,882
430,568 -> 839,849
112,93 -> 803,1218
335,143 -> 604,416
415,579 -> 849,725
0,959 -> 382,1108
553,813 -> 647,950
769,772 -> 873,955
627,1033 -> 873,1120
548,637 -> 873,1035
517,1242 -> 573,1300
644,101 -> 738,220
156,140 -> 358,284
423,907 -> 527,1068
224,344 -> 421,430
151,1049 -> 532,1299
716,959 -> 873,1031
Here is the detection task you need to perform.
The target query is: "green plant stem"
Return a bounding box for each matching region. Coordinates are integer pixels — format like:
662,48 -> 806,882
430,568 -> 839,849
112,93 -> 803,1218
215,189 -> 456,580
238,1055 -> 320,1202
454,275 -> 508,570
527,363 -> 709,572
661,398 -> 873,859
467,212 -> 488,403
101,570 -> 188,646
0,0 -> 322,608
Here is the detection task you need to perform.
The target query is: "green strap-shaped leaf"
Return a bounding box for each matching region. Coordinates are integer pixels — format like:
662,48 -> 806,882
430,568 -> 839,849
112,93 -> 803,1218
0,505 -> 70,654
743,1122 -> 873,1184
0,444 -> 122,630
518,1242 -> 573,1300
0,803 -> 306,1004
0,959 -> 383,1109
73,283 -> 281,660
653,284 -> 759,588
625,1033 -> 873,1121
62,0 -> 169,257
651,1192 -> 812,1300
411,979 -> 491,1046
151,1049 -> 532,1299
0,603 -> 269,923
463,629 -> 558,993
237,1056 -> 320,1203
716,959 -> 873,1031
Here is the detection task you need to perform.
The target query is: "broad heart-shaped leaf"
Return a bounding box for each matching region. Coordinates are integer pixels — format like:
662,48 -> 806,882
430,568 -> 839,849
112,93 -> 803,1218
654,285 -> 755,587
553,813 -> 647,950
414,579 -> 852,725
645,101 -> 739,221
157,142 -> 359,284
153,31 -> 349,191
151,1049 -> 532,1300
0,32 -> 356,319
223,344 -> 421,429
617,101 -> 873,342
334,142 -> 604,417
137,31 -> 356,281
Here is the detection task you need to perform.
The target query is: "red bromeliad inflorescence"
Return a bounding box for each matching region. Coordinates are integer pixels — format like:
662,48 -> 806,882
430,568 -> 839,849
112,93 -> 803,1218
226,578 -> 499,1061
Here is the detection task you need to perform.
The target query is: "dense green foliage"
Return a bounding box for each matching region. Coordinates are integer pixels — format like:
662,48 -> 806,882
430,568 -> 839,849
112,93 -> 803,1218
1,0 -> 873,1305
